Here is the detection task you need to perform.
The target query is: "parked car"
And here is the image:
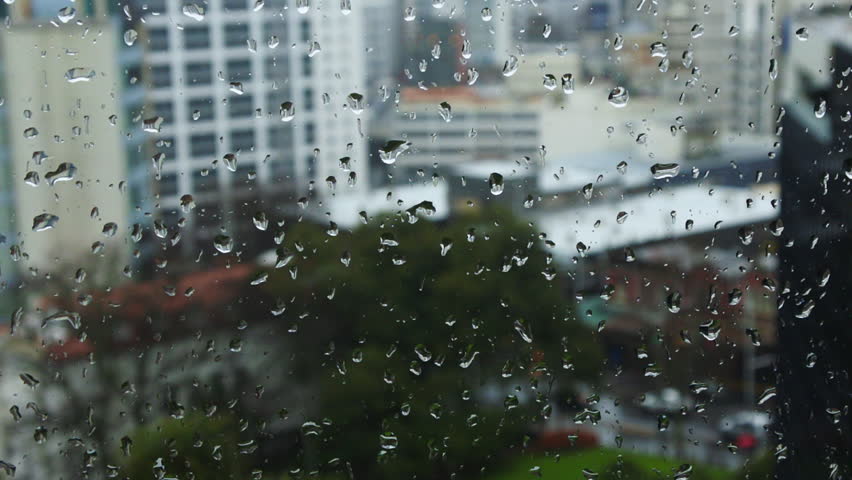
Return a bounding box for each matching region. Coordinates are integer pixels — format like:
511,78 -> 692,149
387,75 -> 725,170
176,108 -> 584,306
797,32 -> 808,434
638,387 -> 694,413
718,411 -> 771,452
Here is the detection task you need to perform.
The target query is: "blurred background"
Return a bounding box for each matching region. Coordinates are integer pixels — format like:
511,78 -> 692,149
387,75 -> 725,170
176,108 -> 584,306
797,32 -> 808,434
0,0 -> 849,479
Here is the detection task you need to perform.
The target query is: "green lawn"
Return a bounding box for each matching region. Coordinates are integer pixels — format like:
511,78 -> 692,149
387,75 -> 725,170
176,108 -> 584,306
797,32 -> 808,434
486,448 -> 732,480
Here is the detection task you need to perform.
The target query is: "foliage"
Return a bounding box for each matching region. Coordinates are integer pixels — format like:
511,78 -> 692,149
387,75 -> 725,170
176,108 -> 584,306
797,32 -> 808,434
735,453 -> 775,480
263,207 -> 603,479
486,448 -> 730,480
121,413 -> 252,480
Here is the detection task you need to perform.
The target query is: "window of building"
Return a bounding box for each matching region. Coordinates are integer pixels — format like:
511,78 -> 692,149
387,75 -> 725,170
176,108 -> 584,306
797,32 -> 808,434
228,95 -> 255,118
188,97 -> 215,122
148,28 -> 169,51
152,101 -> 173,125
224,24 -> 250,47
149,64 -> 172,88
185,62 -> 212,86
305,121 -> 315,144
223,0 -> 247,10
184,26 -> 210,50
192,169 -> 218,192
190,133 -> 217,157
227,59 -> 252,82
158,172 -> 179,197
231,129 -> 255,151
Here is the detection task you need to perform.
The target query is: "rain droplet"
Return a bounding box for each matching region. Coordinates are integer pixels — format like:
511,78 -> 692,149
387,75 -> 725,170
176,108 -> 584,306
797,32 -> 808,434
143,116 -> 163,133
438,101 -> 452,122
42,310 -> 81,329
403,6 -> 416,21
607,86 -> 629,107
280,101 -> 295,122
123,29 -> 138,46
379,140 -> 411,165
65,67 -> 95,83
649,41 -> 668,57
650,163 -> 680,179
213,235 -> 234,254
613,33 -> 624,50
666,291 -> 682,313
182,3 -> 206,21
690,24 -> 704,38
502,55 -> 519,77
488,172 -> 504,195
347,93 -> 364,114
814,99 -> 827,119
45,162 -> 77,185
57,6 -> 76,23
32,213 -> 59,232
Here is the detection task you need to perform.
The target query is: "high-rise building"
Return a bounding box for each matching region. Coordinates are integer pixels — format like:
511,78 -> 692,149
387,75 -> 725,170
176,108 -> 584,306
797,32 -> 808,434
776,11 -> 852,479
655,0 -> 776,137
0,0 -> 147,279
139,0 -> 368,250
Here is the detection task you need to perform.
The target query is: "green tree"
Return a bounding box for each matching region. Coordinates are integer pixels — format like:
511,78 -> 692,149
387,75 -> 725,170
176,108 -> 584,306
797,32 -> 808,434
264,207 -> 602,480
121,413 -> 251,480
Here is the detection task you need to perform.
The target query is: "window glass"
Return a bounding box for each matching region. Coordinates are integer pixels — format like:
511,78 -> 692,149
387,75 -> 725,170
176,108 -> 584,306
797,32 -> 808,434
147,27 -> 169,51
185,62 -> 212,86
225,24 -> 249,47
148,64 -> 171,88
190,133 -> 217,157
3,3 -> 850,480
184,26 -> 210,50
188,97 -> 215,122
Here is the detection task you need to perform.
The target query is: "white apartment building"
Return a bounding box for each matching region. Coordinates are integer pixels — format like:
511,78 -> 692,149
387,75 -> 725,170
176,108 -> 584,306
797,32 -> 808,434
140,0 -> 369,244
382,85 -> 542,168
656,0 -> 776,136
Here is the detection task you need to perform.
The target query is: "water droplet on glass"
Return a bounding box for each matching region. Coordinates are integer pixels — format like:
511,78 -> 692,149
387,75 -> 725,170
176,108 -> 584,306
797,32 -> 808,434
608,87 -> 629,108
665,291 -> 682,313
438,101 -> 452,122
182,3 -> 206,21
379,140 -> 411,165
347,92 -> 364,114
57,6 -> 76,23
32,213 -> 59,232
650,163 -> 680,179
42,310 -> 81,329
280,101 -> 295,122
123,29 -> 138,46
45,162 -> 77,185
180,194 -> 196,212
403,6 -> 416,21
814,99 -> 827,118
23,127 -> 38,139
650,41 -> 668,58
488,172 -> 504,195
513,319 -> 533,343
213,235 -> 234,254
65,67 -> 95,83
502,55 -> 519,77
690,23 -> 704,38
143,116 -> 163,133
308,41 -> 321,57
795,27 -> 809,41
